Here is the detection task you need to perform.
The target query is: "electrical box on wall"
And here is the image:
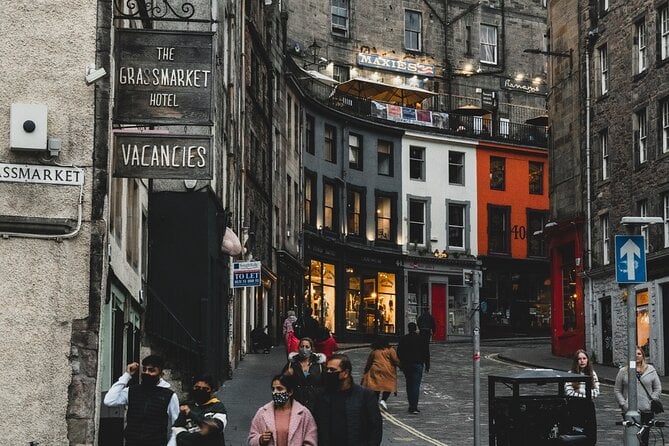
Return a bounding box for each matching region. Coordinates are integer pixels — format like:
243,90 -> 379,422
10,103 -> 48,151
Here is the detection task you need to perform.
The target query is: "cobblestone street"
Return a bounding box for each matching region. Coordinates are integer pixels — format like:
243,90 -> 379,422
221,339 -> 630,445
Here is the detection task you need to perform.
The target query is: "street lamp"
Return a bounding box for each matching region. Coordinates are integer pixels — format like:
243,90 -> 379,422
304,39 -> 328,71
620,216 -> 663,446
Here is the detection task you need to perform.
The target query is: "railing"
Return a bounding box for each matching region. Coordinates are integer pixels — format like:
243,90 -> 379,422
144,285 -> 202,356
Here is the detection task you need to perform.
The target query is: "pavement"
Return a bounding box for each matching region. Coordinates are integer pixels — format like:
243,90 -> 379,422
218,338 -> 669,445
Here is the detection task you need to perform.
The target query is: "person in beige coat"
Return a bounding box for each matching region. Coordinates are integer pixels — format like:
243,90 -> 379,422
360,338 -> 401,410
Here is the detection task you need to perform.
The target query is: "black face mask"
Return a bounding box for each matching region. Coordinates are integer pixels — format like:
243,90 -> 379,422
141,373 -> 160,387
323,372 -> 342,391
192,389 -> 211,405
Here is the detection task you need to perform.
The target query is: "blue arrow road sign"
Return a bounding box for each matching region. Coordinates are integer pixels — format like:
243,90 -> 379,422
615,235 -> 646,283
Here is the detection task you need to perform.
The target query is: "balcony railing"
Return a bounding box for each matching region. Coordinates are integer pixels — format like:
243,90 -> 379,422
293,72 -> 548,148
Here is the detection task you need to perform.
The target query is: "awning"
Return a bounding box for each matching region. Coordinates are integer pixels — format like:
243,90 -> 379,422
304,69 -> 338,85
525,114 -> 549,126
334,77 -> 437,106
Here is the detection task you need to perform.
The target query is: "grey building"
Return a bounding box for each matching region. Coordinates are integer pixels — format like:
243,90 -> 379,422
547,0 -> 669,368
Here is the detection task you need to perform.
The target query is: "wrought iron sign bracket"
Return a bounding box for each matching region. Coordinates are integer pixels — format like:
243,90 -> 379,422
113,0 -> 217,23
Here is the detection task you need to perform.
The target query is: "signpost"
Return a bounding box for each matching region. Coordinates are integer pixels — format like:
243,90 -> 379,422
615,234 -> 647,446
231,261 -> 262,288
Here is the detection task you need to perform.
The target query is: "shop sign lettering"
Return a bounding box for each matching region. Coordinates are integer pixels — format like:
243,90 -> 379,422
357,53 -> 435,77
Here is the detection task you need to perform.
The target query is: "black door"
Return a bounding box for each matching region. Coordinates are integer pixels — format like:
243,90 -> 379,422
663,284 -> 669,374
601,297 -> 613,365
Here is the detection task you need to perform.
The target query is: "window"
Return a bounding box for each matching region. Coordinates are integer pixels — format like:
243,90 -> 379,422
287,95 -> 292,150
112,178 -> 124,242
664,194 -> 669,248
274,206 -> 280,247
601,129 -> 609,180
500,118 -> 510,138
490,156 -> 505,190
598,45 -> 608,95
409,146 -> 425,180
294,181 -> 299,233
599,0 -> 608,14
449,151 -> 465,185
333,64 -> 350,83
662,99 -> 669,153
465,25 -> 472,56
528,211 -> 547,257
349,133 -> 362,170
286,175 -> 292,230
639,200 -> 649,252
480,24 -> 498,64
377,140 -> 393,176
331,0 -> 349,37
324,124 -> 336,163
323,181 -> 337,231
488,205 -> 510,254
405,10 -> 422,51
448,203 -> 466,249
408,199 -> 426,245
634,109 -> 648,165
660,6 -> 669,61
601,214 -> 610,265
636,20 -> 647,73
376,195 -> 392,241
306,115 -> 315,155
304,172 -> 316,226
529,161 -> 544,195
127,180 -> 139,270
346,189 -> 363,237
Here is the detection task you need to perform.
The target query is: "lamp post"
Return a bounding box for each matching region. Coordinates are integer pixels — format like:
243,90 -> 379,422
619,216 -> 663,446
304,39 -> 327,71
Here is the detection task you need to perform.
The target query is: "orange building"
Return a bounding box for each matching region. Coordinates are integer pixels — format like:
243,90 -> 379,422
476,141 -> 551,337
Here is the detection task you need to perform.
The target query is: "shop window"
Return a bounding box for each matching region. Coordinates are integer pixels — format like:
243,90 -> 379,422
344,270 -> 395,334
409,146 -> 425,180
345,269 -> 361,331
347,188 -> 363,236
376,195 -> 392,240
562,244 -> 577,332
488,205 -> 510,254
377,272 -> 396,334
308,260 -> 336,332
448,285 -> 470,336
637,290 -> 649,352
490,156 -> 505,190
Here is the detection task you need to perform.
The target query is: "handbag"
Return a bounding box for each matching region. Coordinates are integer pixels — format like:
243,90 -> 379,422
637,373 -> 664,414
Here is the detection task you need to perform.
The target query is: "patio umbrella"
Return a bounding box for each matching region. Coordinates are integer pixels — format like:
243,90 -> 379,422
525,114 -> 549,126
334,78 -> 437,106
451,104 -> 491,116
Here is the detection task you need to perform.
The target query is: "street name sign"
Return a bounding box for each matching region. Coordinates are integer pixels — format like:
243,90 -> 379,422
0,162 -> 84,186
615,235 -> 646,283
231,261 -> 261,288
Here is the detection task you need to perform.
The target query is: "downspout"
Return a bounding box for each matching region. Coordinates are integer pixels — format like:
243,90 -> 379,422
240,0 -> 248,356
585,31 -> 595,353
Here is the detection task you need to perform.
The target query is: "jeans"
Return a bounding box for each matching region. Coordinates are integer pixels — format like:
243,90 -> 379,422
403,363 -> 424,410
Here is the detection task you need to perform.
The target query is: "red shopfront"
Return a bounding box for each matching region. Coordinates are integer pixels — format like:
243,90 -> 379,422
547,220 -> 585,357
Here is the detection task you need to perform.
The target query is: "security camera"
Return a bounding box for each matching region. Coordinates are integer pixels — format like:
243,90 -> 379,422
85,66 -> 107,85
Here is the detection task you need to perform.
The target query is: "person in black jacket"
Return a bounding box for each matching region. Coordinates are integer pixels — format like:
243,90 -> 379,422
281,337 -> 326,413
315,353 -> 382,446
417,310 -> 436,340
172,375 -> 227,446
397,322 -> 430,414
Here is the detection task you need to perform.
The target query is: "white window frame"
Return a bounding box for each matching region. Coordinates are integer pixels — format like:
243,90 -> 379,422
664,194 -> 669,248
662,99 -> 669,154
601,130 -> 609,180
480,24 -> 498,65
500,118 -> 510,137
599,45 -> 608,95
601,214 -> 610,265
404,10 -> 422,51
409,146 -> 425,181
661,6 -> 669,61
408,199 -> 426,245
448,151 -> 465,185
640,200 -> 649,252
636,21 -> 647,73
601,0 -> 608,12
635,109 -> 648,164
448,203 -> 466,250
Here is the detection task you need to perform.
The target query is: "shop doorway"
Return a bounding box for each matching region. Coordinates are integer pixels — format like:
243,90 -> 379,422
432,283 -> 447,341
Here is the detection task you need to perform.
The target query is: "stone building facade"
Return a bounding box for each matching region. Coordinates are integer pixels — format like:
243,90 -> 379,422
547,0 -> 669,367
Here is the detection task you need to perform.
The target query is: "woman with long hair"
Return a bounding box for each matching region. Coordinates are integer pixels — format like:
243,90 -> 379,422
281,337 -> 326,413
565,349 -> 600,398
360,337 -> 401,411
248,374 -> 317,446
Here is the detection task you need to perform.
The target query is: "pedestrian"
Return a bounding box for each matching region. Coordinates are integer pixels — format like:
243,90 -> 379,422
614,346 -> 662,443
293,307 -> 321,340
314,325 -> 338,360
417,309 -> 436,340
397,322 -> 430,414
104,355 -> 180,446
565,349 -> 600,398
171,375 -> 227,445
247,374 -> 318,446
282,310 -> 300,356
360,337 -> 401,411
282,337 -> 326,413
315,353 -> 382,445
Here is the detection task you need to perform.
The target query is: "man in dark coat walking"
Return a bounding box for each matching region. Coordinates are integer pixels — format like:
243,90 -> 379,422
417,309 -> 436,340
315,353 -> 382,445
397,322 -> 430,414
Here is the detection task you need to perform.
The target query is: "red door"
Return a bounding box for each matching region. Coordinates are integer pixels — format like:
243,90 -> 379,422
431,283 -> 447,341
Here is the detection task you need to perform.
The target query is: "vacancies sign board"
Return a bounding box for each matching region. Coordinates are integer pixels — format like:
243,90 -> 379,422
113,133 -> 212,179
115,29 -> 214,125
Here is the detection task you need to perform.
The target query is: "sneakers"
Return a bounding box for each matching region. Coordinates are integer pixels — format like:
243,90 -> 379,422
408,408 -> 420,414
379,400 -> 388,410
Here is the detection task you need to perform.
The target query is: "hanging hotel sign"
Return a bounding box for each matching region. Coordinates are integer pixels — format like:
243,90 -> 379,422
357,53 -> 435,77
501,78 -> 547,95
0,162 -> 84,186
113,133 -> 212,179
114,29 -> 214,125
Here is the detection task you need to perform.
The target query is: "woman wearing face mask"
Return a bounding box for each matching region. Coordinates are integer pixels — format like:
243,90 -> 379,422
248,374 -> 318,446
282,337 -> 326,413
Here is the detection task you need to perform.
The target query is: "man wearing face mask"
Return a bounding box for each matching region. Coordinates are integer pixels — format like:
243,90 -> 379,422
104,355 -> 180,446
315,353 -> 382,446
171,375 -> 227,446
